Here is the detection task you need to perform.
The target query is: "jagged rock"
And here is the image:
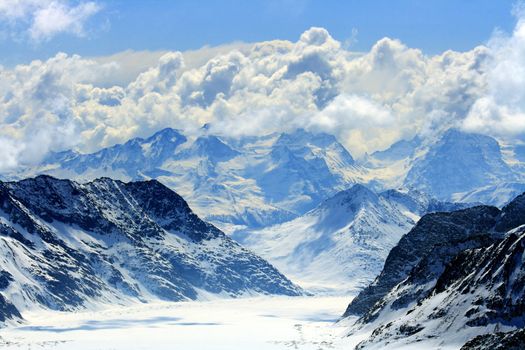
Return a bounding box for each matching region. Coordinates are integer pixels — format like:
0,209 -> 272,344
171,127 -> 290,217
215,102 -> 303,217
461,329 -> 525,350
0,175 -> 301,326
344,205 -> 501,318
345,191 -> 525,349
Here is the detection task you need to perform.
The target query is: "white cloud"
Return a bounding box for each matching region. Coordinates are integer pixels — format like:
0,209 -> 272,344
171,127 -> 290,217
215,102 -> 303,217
0,21 -> 507,170
90,43 -> 255,88
0,0 -> 100,42
462,9 -> 525,138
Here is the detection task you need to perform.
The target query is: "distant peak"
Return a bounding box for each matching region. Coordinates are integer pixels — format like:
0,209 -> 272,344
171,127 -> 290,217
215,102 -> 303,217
440,128 -> 497,144
148,127 -> 185,140
323,184 -> 378,207
276,128 -> 338,148
192,135 -> 239,160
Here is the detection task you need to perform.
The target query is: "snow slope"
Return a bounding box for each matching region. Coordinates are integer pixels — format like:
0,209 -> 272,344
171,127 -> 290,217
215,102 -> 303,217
238,184 -> 469,295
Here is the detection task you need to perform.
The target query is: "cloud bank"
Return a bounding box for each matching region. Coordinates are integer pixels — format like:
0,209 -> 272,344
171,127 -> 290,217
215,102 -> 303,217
2,11 -> 525,171
463,7 -> 525,137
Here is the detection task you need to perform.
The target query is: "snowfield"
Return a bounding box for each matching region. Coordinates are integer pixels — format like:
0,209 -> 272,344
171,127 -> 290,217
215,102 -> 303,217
0,296 -> 368,350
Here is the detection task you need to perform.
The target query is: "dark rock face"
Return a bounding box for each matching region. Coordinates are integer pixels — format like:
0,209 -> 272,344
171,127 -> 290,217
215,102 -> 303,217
495,192 -> 525,232
460,329 -> 525,350
434,231 -> 525,328
345,191 -> 525,349
344,205 -> 501,318
0,175 -> 301,325
0,294 -> 20,323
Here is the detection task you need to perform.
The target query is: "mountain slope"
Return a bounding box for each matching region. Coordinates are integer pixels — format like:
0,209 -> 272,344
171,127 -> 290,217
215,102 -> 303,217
344,205 -> 501,318
0,175 -> 301,325
344,191 -> 525,349
238,185 -> 469,294
461,329 -> 525,350
404,129 -> 517,201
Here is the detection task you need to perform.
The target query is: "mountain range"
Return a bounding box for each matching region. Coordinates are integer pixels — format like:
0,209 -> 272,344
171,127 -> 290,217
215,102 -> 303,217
7,126 -> 525,236
3,125 -> 525,348
17,128 -> 363,233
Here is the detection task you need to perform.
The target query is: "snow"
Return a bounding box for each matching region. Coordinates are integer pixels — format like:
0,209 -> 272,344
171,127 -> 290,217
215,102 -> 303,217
237,185 -> 418,295
0,296 -> 368,350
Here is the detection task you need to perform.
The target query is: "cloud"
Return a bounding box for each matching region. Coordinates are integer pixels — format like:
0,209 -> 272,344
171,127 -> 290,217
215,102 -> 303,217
90,43 -> 255,88
0,0 -> 101,42
462,8 -> 525,137
0,22 -> 504,170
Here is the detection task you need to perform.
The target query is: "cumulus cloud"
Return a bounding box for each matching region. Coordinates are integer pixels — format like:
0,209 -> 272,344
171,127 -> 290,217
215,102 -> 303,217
0,0 -> 100,42
462,7 -> 525,137
0,20 -> 511,170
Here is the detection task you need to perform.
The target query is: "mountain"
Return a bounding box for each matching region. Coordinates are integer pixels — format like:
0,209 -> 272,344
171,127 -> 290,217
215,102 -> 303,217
249,128 -> 358,214
12,128 -> 363,233
461,329 -> 525,350
7,126 -> 524,232
370,136 -> 420,162
238,184 -> 470,294
343,191 -> 525,349
42,128 -> 188,179
404,129 -> 517,202
454,182 -> 525,207
0,175 -> 301,326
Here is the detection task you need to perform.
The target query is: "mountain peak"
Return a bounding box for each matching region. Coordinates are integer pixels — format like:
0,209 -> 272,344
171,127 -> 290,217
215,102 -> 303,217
313,184 -> 379,220
147,127 -> 185,141
404,128 -> 514,200
276,128 -> 338,148
325,183 -> 378,206
191,135 -> 239,161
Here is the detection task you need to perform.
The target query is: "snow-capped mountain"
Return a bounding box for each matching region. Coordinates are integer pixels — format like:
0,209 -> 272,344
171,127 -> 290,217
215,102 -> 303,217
253,129 -> 357,214
370,136 -> 421,163
238,184 -> 469,294
343,192 -> 525,349
0,175 -> 301,325
404,129 -> 518,202
42,128 -> 188,179
6,126 -> 525,234
12,128 -> 363,233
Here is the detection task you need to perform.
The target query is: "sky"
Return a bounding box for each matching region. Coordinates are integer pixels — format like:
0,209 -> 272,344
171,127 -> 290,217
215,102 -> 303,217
0,0 -> 524,171
0,0 -> 517,65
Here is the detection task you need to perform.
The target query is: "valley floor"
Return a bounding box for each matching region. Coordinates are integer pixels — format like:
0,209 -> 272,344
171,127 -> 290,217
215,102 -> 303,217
0,296 -> 369,350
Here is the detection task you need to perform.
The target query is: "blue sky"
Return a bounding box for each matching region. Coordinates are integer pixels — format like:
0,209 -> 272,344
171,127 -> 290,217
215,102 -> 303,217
0,0 -> 517,65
